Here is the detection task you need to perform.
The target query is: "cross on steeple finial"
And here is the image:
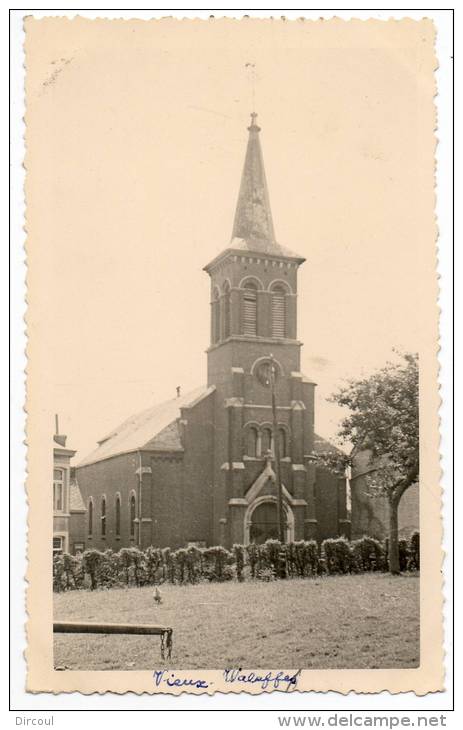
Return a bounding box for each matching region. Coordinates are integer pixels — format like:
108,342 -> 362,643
248,111 -> 261,132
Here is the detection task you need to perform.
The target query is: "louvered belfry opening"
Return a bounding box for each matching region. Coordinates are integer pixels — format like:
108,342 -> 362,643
212,287 -> 220,344
271,285 -> 286,338
242,282 -> 258,336
223,282 -> 231,339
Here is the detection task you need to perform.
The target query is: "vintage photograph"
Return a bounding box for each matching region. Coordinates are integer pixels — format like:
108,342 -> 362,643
24,16 -> 442,694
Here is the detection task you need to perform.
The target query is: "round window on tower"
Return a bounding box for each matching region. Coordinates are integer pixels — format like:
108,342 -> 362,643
254,358 -> 281,388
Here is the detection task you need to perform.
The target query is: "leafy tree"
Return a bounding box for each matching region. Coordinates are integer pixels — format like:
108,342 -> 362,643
318,352 -> 419,575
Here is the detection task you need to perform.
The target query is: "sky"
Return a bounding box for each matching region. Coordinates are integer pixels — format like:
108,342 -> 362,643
25,18 -> 436,462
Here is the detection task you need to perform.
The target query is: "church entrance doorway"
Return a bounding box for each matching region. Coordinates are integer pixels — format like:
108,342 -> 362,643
244,496 -> 295,544
249,500 -> 279,543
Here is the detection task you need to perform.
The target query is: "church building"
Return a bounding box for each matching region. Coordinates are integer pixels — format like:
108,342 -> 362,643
75,114 -> 349,552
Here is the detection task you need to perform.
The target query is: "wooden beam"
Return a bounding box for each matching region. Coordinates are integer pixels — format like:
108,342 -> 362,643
53,621 -> 173,660
54,621 -> 171,636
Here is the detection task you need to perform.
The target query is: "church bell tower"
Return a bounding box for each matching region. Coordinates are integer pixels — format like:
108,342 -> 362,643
203,114 -> 317,547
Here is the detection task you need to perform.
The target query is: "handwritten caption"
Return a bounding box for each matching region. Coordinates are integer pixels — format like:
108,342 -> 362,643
153,668 -> 301,691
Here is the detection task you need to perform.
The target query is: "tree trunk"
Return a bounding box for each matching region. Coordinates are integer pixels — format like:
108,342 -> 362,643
388,496 -> 400,574
388,467 -> 418,574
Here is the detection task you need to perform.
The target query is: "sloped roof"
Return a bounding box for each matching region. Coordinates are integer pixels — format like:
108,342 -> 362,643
313,433 -> 345,456
78,385 -> 215,467
229,237 -> 304,261
69,479 -> 86,512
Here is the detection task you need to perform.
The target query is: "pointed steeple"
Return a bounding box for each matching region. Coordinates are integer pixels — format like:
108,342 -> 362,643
230,114 -> 304,261
232,113 -> 276,247
204,114 -> 304,274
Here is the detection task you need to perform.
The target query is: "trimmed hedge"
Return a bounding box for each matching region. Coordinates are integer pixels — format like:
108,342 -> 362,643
52,533 -> 420,592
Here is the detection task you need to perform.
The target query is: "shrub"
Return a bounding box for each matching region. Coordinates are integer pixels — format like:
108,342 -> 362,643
97,549 -> 120,588
383,537 -> 411,573
246,543 -> 259,579
162,547 -> 176,584
408,531 -> 420,571
186,545 -> 202,583
52,553 -> 66,592
118,548 -> 134,585
81,549 -> 104,590
285,540 -> 318,577
305,541 -> 320,576
145,546 -> 163,584
72,554 -> 86,589
257,566 -> 276,582
53,532 -> 413,592
233,544 -> 245,582
262,539 -> 282,574
174,548 -> 188,584
130,547 -> 147,586
398,539 -> 409,572
322,537 -> 352,574
203,546 -> 233,581
351,536 -> 385,572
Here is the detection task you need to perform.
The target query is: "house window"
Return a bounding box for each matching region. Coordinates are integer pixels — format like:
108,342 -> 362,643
53,536 -> 63,555
246,426 -> 258,457
130,494 -> 136,538
271,285 -> 286,338
242,282 -> 257,335
88,499 -> 93,536
53,468 -> 64,512
115,495 -> 121,537
261,427 -> 273,455
101,497 -> 106,537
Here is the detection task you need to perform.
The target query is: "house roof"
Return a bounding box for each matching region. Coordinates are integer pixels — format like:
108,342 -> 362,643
78,385 -> 215,467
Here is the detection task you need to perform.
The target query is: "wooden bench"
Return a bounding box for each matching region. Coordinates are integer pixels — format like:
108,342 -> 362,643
53,621 -> 173,660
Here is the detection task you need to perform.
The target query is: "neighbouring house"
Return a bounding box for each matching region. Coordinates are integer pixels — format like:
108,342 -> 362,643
75,114 -> 349,551
350,449 -> 419,540
53,421 -> 86,555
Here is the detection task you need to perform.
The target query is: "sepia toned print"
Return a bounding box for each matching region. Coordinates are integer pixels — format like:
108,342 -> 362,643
26,16 -> 442,694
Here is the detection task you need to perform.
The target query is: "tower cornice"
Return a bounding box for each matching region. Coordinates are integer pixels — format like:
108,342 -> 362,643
203,246 -> 305,275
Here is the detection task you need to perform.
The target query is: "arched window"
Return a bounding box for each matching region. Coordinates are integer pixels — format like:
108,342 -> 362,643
222,281 -> 231,339
246,426 -> 258,457
242,281 -> 257,335
115,495 -> 121,537
88,499 -> 93,536
130,494 -> 136,538
278,427 -> 287,458
261,427 -> 273,455
271,285 -> 286,338
101,497 -> 106,537
212,287 -> 220,344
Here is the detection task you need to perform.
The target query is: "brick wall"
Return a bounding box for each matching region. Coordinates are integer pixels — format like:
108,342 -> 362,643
181,390 -> 215,545
150,456 -> 184,548
69,512 -> 86,552
76,452 -> 140,551
314,467 -> 341,541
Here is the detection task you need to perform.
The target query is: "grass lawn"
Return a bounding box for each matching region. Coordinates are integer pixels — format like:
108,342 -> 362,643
53,573 -> 419,670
